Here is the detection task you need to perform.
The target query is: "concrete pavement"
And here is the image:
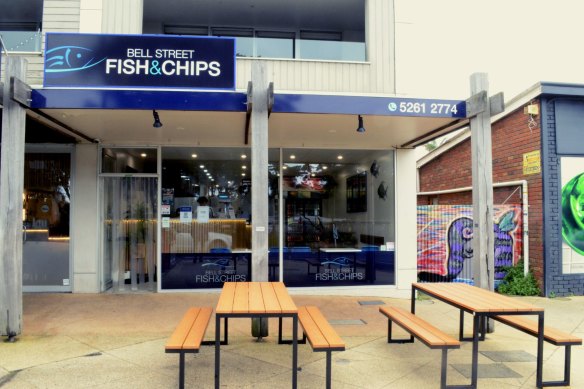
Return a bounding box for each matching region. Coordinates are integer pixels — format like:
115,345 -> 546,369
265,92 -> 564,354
0,292 -> 583,388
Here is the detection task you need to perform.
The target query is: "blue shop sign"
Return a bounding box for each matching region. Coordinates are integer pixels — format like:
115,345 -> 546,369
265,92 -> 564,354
44,33 -> 235,90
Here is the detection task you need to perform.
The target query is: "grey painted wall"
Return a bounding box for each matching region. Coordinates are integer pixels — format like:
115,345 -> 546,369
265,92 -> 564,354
542,97 -> 584,296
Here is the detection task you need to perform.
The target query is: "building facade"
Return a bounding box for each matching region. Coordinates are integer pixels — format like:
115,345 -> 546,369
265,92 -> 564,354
2,0 -> 467,298
418,82 -> 584,296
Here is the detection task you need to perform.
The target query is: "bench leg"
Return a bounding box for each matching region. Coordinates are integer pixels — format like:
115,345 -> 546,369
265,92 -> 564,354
326,350 -> 332,389
179,352 -> 185,389
541,345 -> 572,387
387,320 -> 413,343
440,349 -> 447,389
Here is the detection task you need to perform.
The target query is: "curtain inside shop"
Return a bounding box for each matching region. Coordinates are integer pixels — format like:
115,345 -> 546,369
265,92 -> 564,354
102,177 -> 158,291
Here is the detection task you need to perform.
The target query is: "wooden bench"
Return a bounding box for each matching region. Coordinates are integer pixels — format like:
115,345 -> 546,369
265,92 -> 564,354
298,306 -> 345,389
165,307 -> 213,389
494,314 -> 583,387
379,306 -> 461,389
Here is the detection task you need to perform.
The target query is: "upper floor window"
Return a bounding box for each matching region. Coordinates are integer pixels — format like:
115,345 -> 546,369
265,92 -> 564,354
143,0 -> 366,62
0,1 -> 43,53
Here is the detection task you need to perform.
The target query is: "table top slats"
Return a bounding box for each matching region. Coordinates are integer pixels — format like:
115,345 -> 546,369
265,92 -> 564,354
216,282 -> 299,315
261,282 -> 282,313
249,282 -> 265,314
233,282 -> 250,313
165,307 -> 201,350
215,282 -> 237,314
273,282 -> 298,313
183,307 -> 213,351
413,282 -> 543,313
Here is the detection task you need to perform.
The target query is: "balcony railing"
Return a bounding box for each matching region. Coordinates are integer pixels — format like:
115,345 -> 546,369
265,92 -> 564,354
227,36 -> 366,62
0,30 -> 42,52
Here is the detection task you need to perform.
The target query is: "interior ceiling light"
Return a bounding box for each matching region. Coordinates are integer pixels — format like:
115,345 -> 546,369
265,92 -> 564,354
337,155 -> 343,160
191,154 -> 197,158
140,153 -> 147,158
290,155 -> 296,159
152,110 -> 163,128
356,114 -> 365,133
241,154 -> 247,159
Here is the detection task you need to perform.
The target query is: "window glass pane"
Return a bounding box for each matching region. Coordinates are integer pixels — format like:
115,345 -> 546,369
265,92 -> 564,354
297,39 -> 366,61
256,37 -> 293,59
272,149 -> 395,287
23,153 -> 71,287
160,147 -> 252,290
101,177 -> 158,292
234,37 -> 254,57
101,148 -> 158,174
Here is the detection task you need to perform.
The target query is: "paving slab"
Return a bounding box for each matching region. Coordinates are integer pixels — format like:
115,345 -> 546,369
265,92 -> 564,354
0,293 -> 580,388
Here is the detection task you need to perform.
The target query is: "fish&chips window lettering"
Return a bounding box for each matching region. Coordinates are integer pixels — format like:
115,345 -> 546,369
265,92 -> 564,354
159,147 -> 396,290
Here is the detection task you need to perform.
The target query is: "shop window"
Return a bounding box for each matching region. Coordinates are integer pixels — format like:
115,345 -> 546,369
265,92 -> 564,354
160,147 -> 253,290
269,148 -> 395,287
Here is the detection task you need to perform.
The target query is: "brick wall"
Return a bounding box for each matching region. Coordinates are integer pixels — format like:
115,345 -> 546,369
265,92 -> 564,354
418,101 -> 544,288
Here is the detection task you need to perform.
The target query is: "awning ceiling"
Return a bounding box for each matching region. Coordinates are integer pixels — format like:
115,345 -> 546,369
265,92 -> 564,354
27,89 -> 469,149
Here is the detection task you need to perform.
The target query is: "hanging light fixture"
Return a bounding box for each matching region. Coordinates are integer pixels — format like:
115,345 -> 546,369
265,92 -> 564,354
356,115 -> 365,133
152,110 -> 163,128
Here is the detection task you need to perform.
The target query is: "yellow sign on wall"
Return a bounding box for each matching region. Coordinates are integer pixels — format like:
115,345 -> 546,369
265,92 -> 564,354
523,150 -> 541,175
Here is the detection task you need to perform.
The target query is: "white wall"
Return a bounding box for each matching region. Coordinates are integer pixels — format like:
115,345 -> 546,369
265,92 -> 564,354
394,148 -> 418,296
101,0 -> 143,34
71,144 -> 100,292
80,0 -> 103,33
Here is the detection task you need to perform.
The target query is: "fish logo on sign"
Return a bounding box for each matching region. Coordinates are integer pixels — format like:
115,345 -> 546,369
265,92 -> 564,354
45,46 -> 107,73
321,257 -> 351,267
202,258 -> 231,268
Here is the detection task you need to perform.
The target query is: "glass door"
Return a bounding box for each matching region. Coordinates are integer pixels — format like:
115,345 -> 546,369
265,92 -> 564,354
100,147 -> 158,292
22,152 -> 71,292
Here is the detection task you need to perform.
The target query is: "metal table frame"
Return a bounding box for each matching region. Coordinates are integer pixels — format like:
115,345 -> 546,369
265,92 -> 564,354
214,282 -> 299,389
411,283 -> 544,389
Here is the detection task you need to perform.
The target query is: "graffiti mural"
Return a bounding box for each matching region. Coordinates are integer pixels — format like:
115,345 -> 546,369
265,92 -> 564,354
417,205 -> 523,285
560,157 -> 584,274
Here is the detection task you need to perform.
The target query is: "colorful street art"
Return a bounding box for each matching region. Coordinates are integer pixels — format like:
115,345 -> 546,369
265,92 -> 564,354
417,205 -> 523,285
560,157 -> 584,274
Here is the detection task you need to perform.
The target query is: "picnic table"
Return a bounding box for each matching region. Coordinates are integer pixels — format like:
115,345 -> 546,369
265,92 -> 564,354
412,282 -> 545,388
214,281 -> 299,388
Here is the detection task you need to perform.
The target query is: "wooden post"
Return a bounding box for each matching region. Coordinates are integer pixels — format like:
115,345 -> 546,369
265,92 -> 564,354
250,62 -> 269,282
470,73 -> 495,291
0,56 -> 27,340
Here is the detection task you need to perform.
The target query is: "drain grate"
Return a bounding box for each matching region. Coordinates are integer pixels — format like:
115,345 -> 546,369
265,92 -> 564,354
481,350 -> 536,363
329,319 -> 367,325
358,300 -> 385,306
451,363 -> 522,379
